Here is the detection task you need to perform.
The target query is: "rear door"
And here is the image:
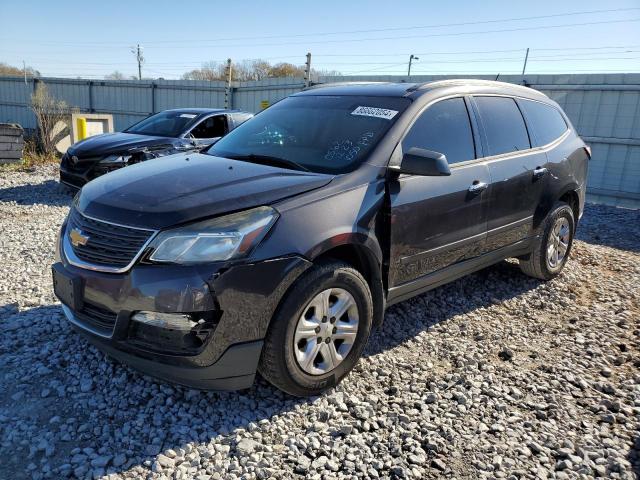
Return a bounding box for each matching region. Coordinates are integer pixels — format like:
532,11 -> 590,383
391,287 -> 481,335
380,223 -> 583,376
388,97 -> 491,288
471,96 -> 548,252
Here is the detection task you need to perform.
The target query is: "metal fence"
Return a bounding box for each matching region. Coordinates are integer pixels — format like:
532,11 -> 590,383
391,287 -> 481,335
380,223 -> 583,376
0,73 -> 638,206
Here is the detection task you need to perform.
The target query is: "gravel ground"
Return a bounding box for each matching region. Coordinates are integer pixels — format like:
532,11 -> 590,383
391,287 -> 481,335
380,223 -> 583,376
0,165 -> 638,480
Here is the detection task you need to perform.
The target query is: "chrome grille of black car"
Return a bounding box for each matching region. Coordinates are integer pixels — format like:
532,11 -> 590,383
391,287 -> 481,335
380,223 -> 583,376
67,208 -> 155,269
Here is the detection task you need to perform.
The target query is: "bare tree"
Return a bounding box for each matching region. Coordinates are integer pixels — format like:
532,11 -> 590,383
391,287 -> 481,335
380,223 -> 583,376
105,70 -> 125,80
0,62 -> 40,77
249,60 -> 272,80
181,59 -> 342,83
30,82 -> 72,156
182,61 -> 226,81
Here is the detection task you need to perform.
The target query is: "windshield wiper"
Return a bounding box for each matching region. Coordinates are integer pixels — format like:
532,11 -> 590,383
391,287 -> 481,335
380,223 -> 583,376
224,153 -> 310,172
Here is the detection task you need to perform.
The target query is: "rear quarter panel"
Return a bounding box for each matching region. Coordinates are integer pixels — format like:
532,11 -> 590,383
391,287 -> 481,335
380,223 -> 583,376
541,132 -> 589,222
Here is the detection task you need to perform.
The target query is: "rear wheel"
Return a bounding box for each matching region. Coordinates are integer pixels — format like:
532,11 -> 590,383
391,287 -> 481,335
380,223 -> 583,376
519,202 -> 575,280
258,261 -> 373,397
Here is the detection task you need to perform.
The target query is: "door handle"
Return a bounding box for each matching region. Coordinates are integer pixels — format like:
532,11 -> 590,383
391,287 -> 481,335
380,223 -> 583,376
533,166 -> 548,179
468,181 -> 488,194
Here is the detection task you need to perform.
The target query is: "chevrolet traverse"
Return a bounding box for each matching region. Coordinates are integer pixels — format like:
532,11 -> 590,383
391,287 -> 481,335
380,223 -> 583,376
52,80 -> 589,396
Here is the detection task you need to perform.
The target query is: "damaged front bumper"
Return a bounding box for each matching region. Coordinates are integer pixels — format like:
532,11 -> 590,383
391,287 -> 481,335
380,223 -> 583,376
54,246 -> 311,390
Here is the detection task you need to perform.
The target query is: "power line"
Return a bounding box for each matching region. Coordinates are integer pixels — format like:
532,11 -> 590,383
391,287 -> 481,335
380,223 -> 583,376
6,7 -> 636,47
142,18 -> 640,49
148,7 -> 640,44
13,16 -> 630,50
11,48 -> 640,68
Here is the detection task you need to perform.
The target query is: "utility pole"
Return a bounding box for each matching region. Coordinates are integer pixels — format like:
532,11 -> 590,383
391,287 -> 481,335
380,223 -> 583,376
521,47 -> 530,81
23,60 -> 27,85
131,44 -> 144,80
224,58 -> 232,109
304,52 -> 312,88
408,54 -> 419,78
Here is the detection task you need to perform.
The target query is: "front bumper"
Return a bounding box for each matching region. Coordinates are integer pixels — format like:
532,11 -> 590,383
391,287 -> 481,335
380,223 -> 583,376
59,157 -> 124,190
54,240 -> 311,389
60,167 -> 86,190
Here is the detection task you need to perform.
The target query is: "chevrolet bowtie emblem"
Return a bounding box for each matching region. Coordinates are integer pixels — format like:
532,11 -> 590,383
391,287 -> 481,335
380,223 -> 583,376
69,228 -> 89,247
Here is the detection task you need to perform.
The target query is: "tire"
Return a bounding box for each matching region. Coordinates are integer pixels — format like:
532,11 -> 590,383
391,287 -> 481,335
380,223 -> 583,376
519,201 -> 575,280
258,260 -> 373,397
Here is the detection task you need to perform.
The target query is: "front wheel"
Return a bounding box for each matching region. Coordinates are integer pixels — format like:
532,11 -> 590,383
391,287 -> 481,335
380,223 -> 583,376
519,202 -> 575,280
258,261 -> 373,397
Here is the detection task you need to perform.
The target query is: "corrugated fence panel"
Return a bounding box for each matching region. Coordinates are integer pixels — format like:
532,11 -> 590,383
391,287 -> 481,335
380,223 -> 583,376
155,80 -> 227,111
0,73 -> 638,205
234,77 -> 305,112
0,77 -> 33,128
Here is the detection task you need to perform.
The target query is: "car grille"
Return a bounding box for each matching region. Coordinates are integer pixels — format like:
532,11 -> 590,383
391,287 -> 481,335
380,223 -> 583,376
75,302 -> 118,336
67,208 -> 155,269
62,153 -> 103,174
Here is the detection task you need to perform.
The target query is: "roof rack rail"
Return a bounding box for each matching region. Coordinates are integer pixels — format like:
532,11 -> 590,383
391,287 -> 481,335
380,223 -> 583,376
413,79 -> 536,92
303,81 -> 389,91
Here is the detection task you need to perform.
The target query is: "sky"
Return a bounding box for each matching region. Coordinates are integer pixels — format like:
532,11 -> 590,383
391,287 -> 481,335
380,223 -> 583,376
1,0 -> 639,79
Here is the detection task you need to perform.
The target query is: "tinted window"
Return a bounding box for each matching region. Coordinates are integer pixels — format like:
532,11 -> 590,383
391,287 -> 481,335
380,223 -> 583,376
207,95 -> 410,174
125,111 -> 199,137
402,98 -> 475,164
474,96 -> 530,156
190,115 -> 227,138
519,99 -> 568,146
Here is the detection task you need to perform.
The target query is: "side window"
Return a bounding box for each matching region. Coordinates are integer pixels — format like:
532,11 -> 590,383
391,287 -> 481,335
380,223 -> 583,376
474,96 -> 531,156
190,115 -> 228,139
519,99 -> 568,146
402,97 -> 475,164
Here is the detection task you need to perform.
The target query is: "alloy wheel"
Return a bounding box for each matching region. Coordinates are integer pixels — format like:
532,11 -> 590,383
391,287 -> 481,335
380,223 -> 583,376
293,288 -> 359,375
547,217 -> 571,268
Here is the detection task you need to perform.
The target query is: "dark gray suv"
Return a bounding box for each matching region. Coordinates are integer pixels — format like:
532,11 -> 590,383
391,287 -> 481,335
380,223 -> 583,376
52,80 -> 589,396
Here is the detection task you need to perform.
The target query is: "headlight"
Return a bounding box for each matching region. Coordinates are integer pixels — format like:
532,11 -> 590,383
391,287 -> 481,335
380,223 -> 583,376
99,154 -> 132,165
149,206 -> 278,264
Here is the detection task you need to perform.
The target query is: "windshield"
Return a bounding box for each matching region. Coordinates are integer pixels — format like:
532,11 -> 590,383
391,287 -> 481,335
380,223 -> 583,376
206,95 -> 410,174
125,111 -> 201,137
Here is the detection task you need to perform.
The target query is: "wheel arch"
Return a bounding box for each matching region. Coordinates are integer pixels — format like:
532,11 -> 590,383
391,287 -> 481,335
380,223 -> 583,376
308,236 -> 386,328
558,188 -> 580,224
534,181 -> 581,232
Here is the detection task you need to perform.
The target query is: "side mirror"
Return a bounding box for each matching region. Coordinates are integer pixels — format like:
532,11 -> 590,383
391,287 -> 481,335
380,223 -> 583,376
393,147 -> 451,176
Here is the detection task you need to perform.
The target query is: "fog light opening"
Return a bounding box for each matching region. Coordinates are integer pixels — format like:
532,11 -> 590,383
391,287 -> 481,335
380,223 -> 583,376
129,311 -> 219,355
131,311 -> 200,330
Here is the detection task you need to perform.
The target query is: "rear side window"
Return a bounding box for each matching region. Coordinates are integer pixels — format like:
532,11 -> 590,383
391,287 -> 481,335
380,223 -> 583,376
474,96 -> 530,156
519,99 -> 568,146
402,97 -> 475,164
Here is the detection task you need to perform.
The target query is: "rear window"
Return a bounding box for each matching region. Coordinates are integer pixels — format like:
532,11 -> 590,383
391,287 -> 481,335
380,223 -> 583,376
519,99 -> 568,146
474,96 -> 531,156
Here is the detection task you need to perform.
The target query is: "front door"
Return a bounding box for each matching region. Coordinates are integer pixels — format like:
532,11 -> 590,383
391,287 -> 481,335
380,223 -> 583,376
471,96 -> 548,252
388,97 -> 490,289
188,115 -> 228,148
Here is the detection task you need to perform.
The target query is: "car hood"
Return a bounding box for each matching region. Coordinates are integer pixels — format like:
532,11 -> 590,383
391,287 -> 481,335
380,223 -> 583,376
77,152 -> 334,230
68,132 -> 181,158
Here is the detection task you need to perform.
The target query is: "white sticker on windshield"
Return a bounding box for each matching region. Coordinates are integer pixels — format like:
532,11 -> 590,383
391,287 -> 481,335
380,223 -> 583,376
179,113 -> 197,118
351,106 -> 398,120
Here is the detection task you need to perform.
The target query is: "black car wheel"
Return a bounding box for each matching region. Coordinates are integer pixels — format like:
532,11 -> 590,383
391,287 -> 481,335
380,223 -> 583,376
258,261 -> 373,397
519,201 -> 575,280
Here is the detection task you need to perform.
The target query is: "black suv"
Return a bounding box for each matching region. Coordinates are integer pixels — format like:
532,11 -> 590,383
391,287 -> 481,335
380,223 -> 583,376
60,108 -> 253,189
52,80 -> 589,396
